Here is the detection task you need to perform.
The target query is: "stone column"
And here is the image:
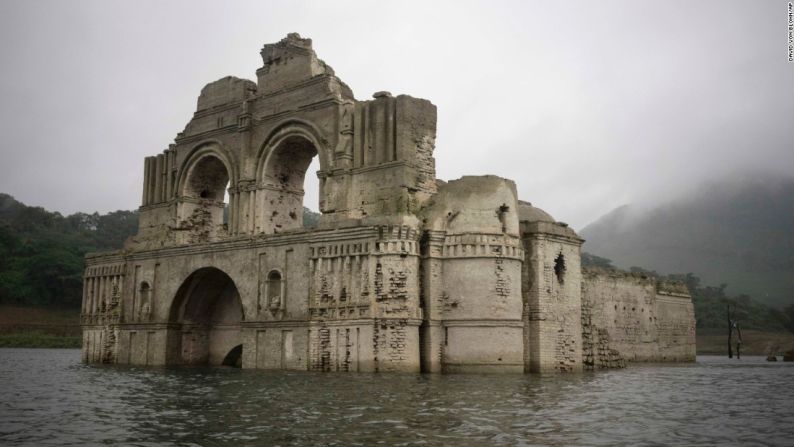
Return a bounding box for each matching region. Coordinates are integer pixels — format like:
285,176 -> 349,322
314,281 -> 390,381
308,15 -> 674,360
142,158 -> 150,206
154,154 -> 164,205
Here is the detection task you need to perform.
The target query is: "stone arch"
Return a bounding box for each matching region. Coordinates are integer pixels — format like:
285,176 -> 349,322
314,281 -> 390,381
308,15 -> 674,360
177,140 -> 238,196
255,120 -> 330,232
166,267 -> 244,366
176,141 -> 238,241
256,119 -> 330,178
183,156 -> 229,201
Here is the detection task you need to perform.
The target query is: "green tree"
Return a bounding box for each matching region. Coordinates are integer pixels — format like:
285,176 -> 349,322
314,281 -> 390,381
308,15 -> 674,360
0,194 -> 137,308
581,252 -> 615,269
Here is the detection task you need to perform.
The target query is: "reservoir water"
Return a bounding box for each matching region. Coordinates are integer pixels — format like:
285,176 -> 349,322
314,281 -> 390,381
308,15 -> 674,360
1,348 -> 792,446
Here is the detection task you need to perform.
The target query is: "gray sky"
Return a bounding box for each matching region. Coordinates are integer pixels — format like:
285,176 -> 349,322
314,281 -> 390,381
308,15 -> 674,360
1,0 -> 792,230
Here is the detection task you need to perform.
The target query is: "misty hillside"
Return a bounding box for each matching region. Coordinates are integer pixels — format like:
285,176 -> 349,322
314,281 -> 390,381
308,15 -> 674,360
580,175 -> 794,308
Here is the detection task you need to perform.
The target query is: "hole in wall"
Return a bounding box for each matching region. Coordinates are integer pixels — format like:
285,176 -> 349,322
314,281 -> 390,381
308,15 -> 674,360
554,253 -> 566,284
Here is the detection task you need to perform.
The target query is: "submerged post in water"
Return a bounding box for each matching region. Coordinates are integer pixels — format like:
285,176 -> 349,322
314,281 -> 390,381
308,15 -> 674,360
727,305 -> 733,359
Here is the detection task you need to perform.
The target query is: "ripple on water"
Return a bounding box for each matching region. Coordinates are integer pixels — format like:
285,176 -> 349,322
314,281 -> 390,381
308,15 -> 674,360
1,350 -> 793,446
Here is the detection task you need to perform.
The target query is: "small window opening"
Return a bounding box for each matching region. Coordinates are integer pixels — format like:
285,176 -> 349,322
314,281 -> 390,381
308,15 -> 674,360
267,270 -> 283,311
554,253 -> 566,284
138,282 -> 152,321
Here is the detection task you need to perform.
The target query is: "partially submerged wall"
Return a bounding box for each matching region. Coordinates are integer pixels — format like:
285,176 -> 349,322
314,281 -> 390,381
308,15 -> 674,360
581,268 -> 695,368
420,176 -> 525,373
519,202 -> 585,373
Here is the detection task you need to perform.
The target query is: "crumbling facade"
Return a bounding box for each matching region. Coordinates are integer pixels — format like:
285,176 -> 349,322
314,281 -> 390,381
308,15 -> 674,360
81,34 -> 695,373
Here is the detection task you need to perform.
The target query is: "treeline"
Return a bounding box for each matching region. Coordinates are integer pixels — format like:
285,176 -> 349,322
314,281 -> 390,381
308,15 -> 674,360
0,194 -> 137,308
582,252 -> 794,333
0,194 -> 322,309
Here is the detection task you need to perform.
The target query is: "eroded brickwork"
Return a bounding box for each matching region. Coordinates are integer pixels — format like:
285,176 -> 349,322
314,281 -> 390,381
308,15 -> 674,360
581,268 -> 696,364
521,220 -> 584,373
581,297 -> 626,370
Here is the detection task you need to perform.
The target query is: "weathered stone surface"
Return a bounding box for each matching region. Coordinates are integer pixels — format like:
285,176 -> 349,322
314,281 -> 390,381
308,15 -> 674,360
81,34 -> 696,373
581,267 -> 696,367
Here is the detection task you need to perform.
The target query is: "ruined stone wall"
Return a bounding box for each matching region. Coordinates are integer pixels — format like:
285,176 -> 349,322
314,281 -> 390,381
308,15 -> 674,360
81,257 -> 125,364
419,176 -> 525,373
419,231 -> 445,372
129,34 -> 437,252
134,101 -> 435,244
304,224 -> 422,372
522,226 -> 584,373
84,34 -> 433,372
654,282 -> 697,361
245,325 -> 311,370
581,269 -> 696,366
84,223 -> 423,371
438,243 -> 524,373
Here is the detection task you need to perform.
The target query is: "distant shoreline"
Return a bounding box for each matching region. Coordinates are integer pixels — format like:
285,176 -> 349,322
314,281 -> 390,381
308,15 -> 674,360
0,306 -> 81,349
0,332 -> 80,348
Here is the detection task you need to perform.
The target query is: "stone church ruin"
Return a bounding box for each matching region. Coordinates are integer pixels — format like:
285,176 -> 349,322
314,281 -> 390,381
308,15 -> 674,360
81,34 -> 695,373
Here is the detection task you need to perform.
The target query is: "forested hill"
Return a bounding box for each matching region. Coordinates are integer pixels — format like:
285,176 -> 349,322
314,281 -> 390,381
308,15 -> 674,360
0,194 -> 323,309
0,194 -> 138,308
580,175 -> 794,309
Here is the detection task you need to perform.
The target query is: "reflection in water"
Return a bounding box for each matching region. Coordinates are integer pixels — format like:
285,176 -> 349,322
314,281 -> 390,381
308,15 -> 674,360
1,349 -> 793,446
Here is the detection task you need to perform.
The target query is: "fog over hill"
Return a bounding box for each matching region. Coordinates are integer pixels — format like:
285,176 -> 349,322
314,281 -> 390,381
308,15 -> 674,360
580,173 -> 794,308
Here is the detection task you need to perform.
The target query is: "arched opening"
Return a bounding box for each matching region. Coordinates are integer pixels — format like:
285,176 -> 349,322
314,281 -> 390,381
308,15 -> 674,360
185,155 -> 228,201
181,154 -> 232,242
167,267 -> 243,366
260,135 -> 321,233
265,270 -> 283,312
222,344 -> 243,368
138,281 -> 152,322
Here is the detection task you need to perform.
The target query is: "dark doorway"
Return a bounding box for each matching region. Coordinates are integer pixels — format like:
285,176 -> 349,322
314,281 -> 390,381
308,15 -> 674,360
222,344 -> 243,368
167,267 -> 243,366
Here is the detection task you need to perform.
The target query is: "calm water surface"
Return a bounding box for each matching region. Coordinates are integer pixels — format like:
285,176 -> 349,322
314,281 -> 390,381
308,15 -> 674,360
1,349 -> 792,446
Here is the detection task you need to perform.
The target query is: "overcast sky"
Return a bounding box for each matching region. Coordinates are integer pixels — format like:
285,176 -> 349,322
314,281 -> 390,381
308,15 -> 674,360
1,0 -> 792,229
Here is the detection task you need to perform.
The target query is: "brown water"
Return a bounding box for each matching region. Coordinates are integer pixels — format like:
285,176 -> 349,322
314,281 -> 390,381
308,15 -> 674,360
1,349 -> 792,446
